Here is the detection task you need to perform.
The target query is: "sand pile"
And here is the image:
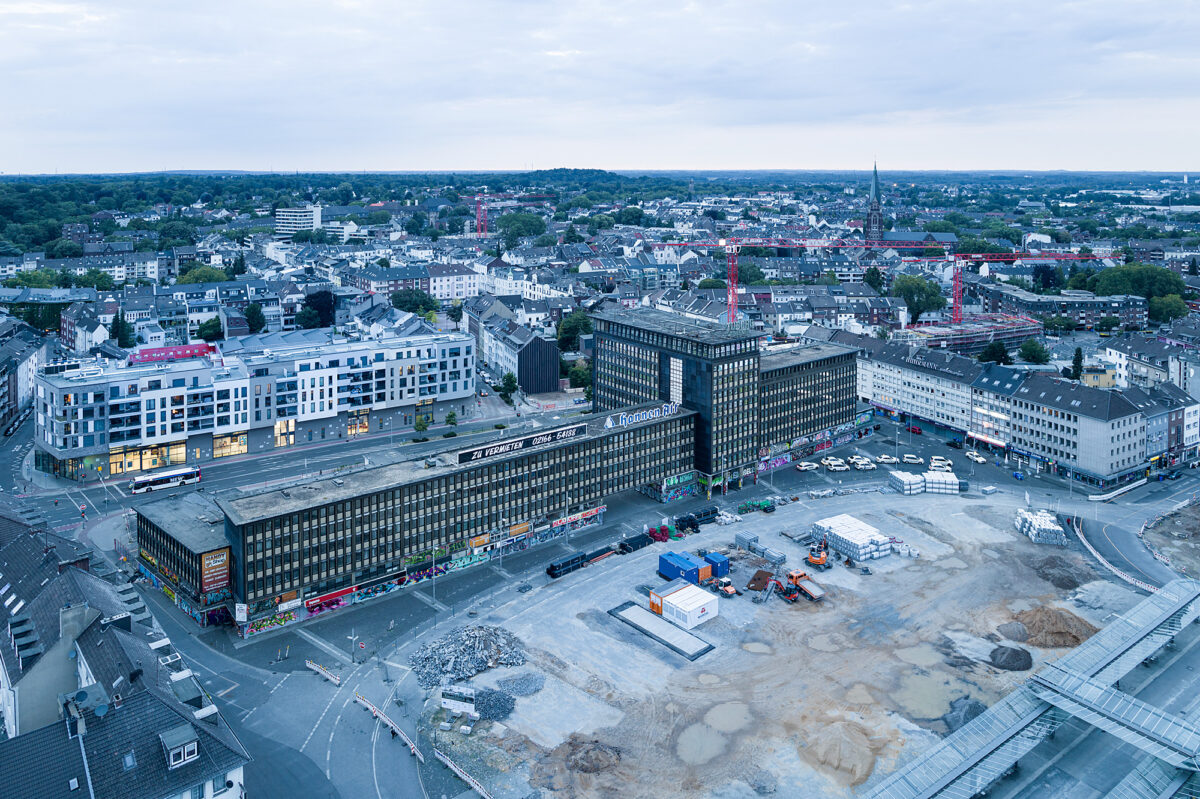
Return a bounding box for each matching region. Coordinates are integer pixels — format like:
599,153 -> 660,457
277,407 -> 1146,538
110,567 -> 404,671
1016,606 -> 1098,648
804,718 -> 886,785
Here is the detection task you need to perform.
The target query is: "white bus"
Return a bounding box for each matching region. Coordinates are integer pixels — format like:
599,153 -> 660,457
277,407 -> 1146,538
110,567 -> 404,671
128,466 -> 201,494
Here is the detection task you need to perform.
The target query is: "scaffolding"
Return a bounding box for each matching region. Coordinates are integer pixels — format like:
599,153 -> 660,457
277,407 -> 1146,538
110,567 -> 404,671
891,314 -> 1043,356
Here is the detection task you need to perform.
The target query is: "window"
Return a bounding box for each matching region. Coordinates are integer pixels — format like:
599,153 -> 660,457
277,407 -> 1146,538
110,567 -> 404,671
169,741 -> 199,767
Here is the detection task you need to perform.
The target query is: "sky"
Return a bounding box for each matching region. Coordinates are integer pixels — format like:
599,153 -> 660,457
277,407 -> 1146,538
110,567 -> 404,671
3,0 -> 1199,174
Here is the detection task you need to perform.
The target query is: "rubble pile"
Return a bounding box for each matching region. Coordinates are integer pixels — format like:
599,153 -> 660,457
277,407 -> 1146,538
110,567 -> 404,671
409,625 -> 526,688
473,687 -> 516,721
498,672 -> 545,697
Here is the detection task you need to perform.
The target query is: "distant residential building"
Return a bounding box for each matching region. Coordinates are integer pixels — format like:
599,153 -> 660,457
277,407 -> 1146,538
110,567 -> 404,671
477,319 -> 560,394
974,282 -> 1148,329
426,262 -> 481,301
274,205 -> 322,236
342,262 -> 430,295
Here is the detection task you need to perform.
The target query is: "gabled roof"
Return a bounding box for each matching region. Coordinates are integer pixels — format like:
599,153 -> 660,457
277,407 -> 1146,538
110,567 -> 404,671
1013,373 -> 1141,421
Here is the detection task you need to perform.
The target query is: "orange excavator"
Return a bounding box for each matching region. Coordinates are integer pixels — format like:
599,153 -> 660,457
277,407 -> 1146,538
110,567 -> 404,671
806,534 -> 831,571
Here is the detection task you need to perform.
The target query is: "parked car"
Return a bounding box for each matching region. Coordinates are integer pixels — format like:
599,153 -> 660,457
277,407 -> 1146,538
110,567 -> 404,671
1013,471 -> 1027,480
875,454 -> 899,464
946,439 -> 962,449
826,462 -> 850,472
929,463 -> 953,472
820,456 -> 845,467
906,425 -> 923,434
902,454 -> 924,464
795,461 -> 818,472
853,461 -> 877,471
966,451 -> 987,464
1166,471 -> 1184,481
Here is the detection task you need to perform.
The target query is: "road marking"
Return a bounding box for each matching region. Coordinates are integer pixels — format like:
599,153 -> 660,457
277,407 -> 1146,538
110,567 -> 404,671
269,673 -> 290,694
384,661 -> 411,673
301,681 -> 348,752
295,627 -> 353,665
411,590 -> 449,613
216,682 -> 239,698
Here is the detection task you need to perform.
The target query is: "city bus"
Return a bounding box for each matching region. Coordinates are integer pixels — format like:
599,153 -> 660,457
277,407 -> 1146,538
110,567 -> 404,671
128,466 -> 201,494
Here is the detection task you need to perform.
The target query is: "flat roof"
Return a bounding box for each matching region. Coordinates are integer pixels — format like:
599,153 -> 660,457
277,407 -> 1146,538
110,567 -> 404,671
760,343 -> 854,372
136,492 -> 228,554
591,307 -> 761,345
218,402 -> 696,526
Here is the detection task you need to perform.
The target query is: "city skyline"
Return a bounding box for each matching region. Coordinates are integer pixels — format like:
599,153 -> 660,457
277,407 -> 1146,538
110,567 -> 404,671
3,0 -> 1199,173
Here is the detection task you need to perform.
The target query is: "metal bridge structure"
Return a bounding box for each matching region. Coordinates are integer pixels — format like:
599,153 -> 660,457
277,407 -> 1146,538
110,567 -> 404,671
866,579 -> 1200,799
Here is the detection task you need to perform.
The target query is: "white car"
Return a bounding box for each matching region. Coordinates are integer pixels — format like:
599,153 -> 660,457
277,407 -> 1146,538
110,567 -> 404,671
795,461 -> 818,472
853,461 -> 877,471
902,454 -> 924,465
875,454 -> 899,464
847,454 -> 869,463
966,451 -> 987,464
826,462 -> 850,472
931,457 -> 953,468
820,456 -> 845,467
929,463 -> 953,472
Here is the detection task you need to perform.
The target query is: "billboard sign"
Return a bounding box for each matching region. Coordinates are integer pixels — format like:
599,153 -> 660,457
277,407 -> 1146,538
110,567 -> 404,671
200,547 -> 231,593
457,423 -> 586,465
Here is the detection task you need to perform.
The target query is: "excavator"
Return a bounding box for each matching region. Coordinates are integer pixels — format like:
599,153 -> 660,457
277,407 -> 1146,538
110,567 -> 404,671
806,535 -> 832,572
762,570 -> 826,604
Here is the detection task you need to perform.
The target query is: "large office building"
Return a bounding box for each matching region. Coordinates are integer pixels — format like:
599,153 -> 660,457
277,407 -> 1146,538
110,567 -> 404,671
592,308 -> 862,491
274,205 -> 322,237
35,327 -> 476,480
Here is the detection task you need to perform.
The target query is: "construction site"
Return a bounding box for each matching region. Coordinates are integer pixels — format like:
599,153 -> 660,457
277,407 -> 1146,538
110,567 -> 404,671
889,314 -> 1044,356
408,487 -> 1148,799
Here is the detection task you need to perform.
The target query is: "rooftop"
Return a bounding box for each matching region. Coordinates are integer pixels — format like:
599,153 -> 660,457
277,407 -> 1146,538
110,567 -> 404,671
136,493 -> 228,555
591,307 -> 761,346
759,343 -> 854,372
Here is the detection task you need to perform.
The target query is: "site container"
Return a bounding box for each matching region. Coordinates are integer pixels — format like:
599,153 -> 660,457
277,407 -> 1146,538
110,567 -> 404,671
661,583 -> 719,629
649,578 -> 691,615
694,505 -> 719,525
546,551 -> 587,579
658,553 -> 700,583
677,553 -> 712,582
704,552 -> 730,578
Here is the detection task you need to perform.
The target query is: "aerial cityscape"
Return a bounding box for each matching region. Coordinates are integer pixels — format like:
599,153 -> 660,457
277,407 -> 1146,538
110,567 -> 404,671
3,3 -> 1200,799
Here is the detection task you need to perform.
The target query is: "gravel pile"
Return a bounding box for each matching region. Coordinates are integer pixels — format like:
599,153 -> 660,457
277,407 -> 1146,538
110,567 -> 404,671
990,645 -> 1033,671
942,697 -> 987,732
410,625 -> 526,688
473,687 -> 516,721
997,621 -> 1029,643
498,672 -> 545,697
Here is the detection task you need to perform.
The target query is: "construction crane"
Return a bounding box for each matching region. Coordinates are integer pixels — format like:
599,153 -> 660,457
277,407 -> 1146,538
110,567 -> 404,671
655,237 -> 1113,324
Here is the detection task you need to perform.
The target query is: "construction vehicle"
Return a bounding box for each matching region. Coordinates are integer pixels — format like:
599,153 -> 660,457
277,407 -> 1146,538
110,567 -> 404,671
764,578 -> 799,603
806,535 -> 832,571
704,576 -> 741,597
785,570 -> 826,602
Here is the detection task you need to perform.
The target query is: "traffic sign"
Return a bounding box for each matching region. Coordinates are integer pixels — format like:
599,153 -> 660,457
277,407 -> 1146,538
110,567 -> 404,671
80,504 -> 86,512
359,641 -> 366,650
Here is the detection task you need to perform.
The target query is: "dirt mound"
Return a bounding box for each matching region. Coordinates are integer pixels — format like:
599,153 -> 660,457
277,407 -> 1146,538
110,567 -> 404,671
564,739 -> 621,774
1016,606 -> 1099,648
1031,555 -> 1093,590
989,646 -> 1033,671
804,719 -> 883,785
997,621 -> 1028,642
942,697 -> 987,731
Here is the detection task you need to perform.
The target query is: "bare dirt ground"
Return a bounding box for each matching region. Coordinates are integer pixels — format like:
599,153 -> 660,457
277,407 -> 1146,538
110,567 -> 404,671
421,491 -> 1140,798
1145,503 -> 1200,575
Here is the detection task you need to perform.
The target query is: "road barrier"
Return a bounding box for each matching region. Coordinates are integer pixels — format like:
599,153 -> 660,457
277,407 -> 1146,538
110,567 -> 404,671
434,748 -> 493,799
353,692 -> 424,762
1066,516 -> 1158,593
305,659 -> 342,686
1087,478 -> 1147,502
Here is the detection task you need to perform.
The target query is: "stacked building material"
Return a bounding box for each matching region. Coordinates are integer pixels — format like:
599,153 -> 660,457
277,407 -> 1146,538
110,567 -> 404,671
889,471 -> 925,495
734,532 -> 759,550
1014,509 -> 1069,546
812,514 -> 891,561
923,471 -> 961,495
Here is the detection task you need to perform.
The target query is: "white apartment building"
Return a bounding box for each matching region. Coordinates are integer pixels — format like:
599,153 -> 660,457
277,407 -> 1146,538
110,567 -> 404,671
856,344 -> 980,431
274,206 -> 322,236
34,329 -> 476,480
426,263 -> 481,301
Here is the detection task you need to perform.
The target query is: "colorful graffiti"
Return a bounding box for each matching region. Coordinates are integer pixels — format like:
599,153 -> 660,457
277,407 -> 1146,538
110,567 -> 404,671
247,611 -> 296,636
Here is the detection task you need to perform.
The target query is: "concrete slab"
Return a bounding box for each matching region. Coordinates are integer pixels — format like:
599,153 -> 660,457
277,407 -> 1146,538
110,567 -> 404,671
608,601 -> 715,660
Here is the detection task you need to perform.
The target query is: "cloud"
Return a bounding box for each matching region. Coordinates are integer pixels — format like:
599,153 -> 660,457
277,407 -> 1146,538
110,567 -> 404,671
1,0 -> 1197,172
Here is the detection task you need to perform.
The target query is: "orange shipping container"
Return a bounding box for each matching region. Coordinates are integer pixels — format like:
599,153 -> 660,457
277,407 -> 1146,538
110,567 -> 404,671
649,579 -> 690,615
697,564 -> 712,582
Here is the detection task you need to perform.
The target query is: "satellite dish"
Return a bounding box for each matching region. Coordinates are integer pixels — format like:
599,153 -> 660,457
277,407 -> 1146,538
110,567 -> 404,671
95,704 -> 109,718
75,690 -> 88,703
68,650 -> 77,659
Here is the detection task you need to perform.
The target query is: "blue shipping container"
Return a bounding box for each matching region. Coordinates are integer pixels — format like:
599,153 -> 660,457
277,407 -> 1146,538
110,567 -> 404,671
704,552 -> 730,578
658,553 -> 700,584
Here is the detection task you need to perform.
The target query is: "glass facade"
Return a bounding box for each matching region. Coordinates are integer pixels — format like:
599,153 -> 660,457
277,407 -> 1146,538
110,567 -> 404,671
758,349 -> 857,450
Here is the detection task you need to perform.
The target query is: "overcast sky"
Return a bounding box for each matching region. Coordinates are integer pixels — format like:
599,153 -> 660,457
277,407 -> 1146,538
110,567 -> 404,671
4,0 -> 1198,174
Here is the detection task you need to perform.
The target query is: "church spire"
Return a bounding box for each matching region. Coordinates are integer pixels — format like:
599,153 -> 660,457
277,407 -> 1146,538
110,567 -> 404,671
869,162 -> 881,203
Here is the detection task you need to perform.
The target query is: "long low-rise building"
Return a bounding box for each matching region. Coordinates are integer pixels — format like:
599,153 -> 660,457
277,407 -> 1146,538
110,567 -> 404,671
973,282 -> 1148,329
139,401 -> 698,636
35,326 -> 476,480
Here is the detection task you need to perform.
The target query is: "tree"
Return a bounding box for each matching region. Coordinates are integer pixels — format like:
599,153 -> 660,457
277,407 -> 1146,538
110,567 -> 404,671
1017,338 -> 1051,364
496,212 -> 547,249
446,304 -> 463,329
534,233 -> 557,247
1190,258 -> 1199,277
500,371 -> 518,402
46,239 -> 83,259
390,288 -> 439,314
295,306 -> 321,329
244,302 -> 266,334
366,210 -> 391,226
978,341 -> 1012,365
738,262 -> 765,285
113,309 -> 136,348
1043,315 -> 1075,334
196,317 -> 224,342
1096,316 -> 1121,332
863,266 -> 884,294
1071,347 -> 1084,380
563,225 -> 585,244
424,310 -> 438,325
177,265 -> 229,284
403,215 -> 426,237
413,415 -> 428,434
568,360 -> 592,389
445,410 -> 457,427
1091,262 -> 1185,301
557,309 -> 593,352
891,275 -> 947,323
1150,294 -> 1189,323
303,290 -> 335,326
228,252 -> 247,277
74,269 -> 114,291
697,278 -> 726,289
